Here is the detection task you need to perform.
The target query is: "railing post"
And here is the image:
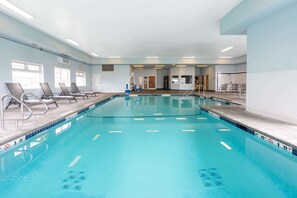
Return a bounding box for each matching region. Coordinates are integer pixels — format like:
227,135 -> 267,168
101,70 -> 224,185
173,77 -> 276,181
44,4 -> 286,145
0,94 -> 33,130
0,97 -> 4,129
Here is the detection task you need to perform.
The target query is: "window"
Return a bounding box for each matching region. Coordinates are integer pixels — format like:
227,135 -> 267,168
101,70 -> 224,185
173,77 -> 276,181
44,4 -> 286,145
55,67 -> 70,87
181,75 -> 192,84
12,61 -> 43,89
76,71 -> 86,86
172,76 -> 179,85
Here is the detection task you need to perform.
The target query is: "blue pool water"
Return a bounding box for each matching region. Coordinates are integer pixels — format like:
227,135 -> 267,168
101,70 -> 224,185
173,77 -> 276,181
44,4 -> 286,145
0,96 -> 297,198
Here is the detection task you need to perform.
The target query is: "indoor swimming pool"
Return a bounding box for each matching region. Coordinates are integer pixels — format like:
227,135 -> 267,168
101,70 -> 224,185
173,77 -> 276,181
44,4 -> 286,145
0,96 -> 297,198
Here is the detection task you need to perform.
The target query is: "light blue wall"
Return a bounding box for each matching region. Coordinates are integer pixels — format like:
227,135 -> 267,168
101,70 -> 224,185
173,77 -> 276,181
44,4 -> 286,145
247,3 -> 297,73
0,38 -> 92,97
246,3 -> 297,123
220,0 -> 296,35
236,64 -> 247,73
91,65 -> 130,93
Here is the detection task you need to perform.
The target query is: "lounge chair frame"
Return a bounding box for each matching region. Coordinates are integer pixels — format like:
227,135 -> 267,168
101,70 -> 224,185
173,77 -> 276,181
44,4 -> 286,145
5,83 -> 58,109
71,83 -> 96,97
59,83 -> 88,99
40,83 -> 77,103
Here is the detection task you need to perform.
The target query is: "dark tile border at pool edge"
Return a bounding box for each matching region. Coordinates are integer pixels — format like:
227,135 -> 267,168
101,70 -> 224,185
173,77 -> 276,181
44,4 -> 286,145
120,93 -> 236,105
200,108 -> 297,157
0,95 -> 116,152
0,94 -> 225,148
0,95 -> 245,154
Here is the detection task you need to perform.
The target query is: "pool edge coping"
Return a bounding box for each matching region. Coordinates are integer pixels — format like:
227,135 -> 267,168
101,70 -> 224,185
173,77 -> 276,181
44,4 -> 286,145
0,94 -> 118,152
3,93 -> 294,157
200,106 -> 297,157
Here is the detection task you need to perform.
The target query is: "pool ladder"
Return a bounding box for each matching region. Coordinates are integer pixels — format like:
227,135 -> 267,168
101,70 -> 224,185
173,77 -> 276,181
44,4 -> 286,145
0,93 -> 49,130
182,84 -> 206,115
183,84 -> 205,97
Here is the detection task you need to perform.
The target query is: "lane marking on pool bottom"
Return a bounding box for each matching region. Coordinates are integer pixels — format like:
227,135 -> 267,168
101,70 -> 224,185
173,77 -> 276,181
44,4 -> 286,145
182,129 -> 195,132
109,130 -> 123,133
197,117 -> 207,120
220,142 -> 232,150
68,155 -> 81,167
134,118 -> 144,121
219,129 -> 231,132
92,134 -> 100,141
154,113 -> 163,116
155,118 -> 166,120
176,118 -> 187,120
146,130 -> 159,133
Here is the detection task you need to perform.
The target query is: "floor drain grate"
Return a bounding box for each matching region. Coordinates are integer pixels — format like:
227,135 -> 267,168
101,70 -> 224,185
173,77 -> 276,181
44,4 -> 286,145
197,168 -> 225,187
60,171 -> 88,191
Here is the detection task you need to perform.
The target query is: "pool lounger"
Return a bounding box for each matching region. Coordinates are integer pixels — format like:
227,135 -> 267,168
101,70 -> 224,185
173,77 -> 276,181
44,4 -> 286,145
59,83 -> 88,99
40,83 -> 77,103
5,83 -> 58,109
71,82 -> 97,97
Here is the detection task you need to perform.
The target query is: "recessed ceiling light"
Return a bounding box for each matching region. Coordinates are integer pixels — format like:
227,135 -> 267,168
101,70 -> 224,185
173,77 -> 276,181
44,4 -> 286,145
219,56 -> 233,59
0,0 -> 35,19
66,39 -> 80,46
108,56 -> 121,59
155,65 -> 165,68
146,56 -> 159,59
91,52 -> 98,57
182,56 -> 196,59
133,65 -> 144,68
221,46 -> 233,52
176,65 -> 186,68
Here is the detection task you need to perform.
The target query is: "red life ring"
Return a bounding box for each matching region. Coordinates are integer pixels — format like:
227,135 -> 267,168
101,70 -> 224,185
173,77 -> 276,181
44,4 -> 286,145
4,144 -> 10,150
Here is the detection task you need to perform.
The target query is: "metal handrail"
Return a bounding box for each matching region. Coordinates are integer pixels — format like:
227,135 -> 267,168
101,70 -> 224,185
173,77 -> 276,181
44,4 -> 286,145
183,84 -> 205,97
182,83 -> 196,96
0,94 -> 33,129
196,85 -> 205,96
21,92 -> 49,122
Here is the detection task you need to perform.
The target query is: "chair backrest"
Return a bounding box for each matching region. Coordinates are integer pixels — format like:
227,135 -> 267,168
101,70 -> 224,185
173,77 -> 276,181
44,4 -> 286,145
59,83 -> 70,95
40,83 -> 54,97
241,84 -> 246,91
6,83 -> 25,100
221,84 -> 227,90
71,83 -> 80,93
231,84 -> 238,90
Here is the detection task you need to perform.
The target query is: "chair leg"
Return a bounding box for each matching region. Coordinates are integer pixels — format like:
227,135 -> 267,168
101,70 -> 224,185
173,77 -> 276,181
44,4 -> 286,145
54,101 -> 58,107
5,103 -> 11,109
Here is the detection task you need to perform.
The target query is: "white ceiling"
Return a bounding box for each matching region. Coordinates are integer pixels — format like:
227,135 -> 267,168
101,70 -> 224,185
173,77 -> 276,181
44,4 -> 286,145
0,0 -> 246,59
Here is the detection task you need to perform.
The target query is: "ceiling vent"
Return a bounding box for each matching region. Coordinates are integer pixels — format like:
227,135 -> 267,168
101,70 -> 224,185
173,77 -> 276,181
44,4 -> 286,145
58,57 -> 70,65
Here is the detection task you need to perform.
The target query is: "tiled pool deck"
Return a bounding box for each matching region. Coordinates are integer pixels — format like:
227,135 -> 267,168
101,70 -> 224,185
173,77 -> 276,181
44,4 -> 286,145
1,91 -> 297,154
0,93 -> 116,145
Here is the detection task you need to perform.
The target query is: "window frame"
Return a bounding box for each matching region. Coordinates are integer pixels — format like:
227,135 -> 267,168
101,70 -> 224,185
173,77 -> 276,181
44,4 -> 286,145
54,67 -> 71,88
181,75 -> 193,84
75,71 -> 86,86
171,75 -> 179,85
11,60 -> 44,89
